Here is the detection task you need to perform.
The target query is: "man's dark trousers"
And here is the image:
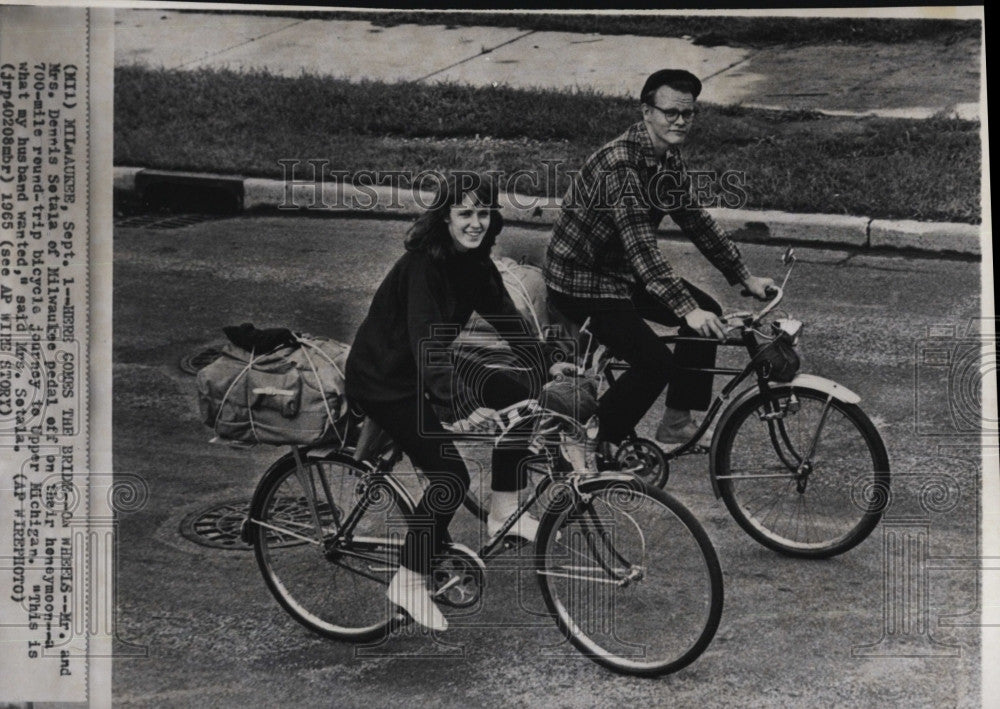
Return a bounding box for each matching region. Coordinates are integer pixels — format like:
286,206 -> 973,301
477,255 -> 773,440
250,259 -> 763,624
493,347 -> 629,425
548,280 -> 722,444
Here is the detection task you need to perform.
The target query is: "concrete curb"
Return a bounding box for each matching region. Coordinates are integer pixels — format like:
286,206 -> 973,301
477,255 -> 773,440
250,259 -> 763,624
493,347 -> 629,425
114,167 -> 982,257
709,209 -> 870,249
869,219 -> 982,256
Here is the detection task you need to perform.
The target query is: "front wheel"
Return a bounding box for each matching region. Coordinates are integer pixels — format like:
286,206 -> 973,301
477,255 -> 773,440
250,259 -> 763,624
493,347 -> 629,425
713,386 -> 890,558
536,477 -> 723,676
249,452 -> 413,642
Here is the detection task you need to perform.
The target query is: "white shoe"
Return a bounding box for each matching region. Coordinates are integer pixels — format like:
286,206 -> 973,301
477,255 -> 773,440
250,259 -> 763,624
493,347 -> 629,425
386,566 -> 448,631
488,490 -> 539,542
487,510 -> 541,543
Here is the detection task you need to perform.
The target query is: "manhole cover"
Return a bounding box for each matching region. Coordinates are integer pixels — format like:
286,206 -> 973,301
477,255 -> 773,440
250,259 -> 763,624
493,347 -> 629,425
180,500 -> 257,550
179,498 -> 332,550
179,343 -> 226,374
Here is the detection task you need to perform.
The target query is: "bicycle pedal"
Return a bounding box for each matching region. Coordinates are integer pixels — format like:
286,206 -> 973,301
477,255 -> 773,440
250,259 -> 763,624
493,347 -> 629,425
679,444 -> 709,456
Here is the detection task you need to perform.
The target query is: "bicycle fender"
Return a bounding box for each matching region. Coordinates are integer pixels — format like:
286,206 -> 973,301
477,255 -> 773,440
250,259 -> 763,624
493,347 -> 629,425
707,377 -> 861,498
787,374 -> 861,405
576,472 -> 643,488
546,472 -> 645,499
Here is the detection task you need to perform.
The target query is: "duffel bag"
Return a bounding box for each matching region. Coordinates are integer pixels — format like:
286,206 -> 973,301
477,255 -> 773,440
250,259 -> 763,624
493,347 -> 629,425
458,257 -> 579,347
196,333 -> 350,445
493,256 -> 579,341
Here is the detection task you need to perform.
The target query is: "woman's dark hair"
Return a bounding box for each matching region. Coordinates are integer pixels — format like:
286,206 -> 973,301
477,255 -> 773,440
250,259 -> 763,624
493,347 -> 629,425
405,172 -> 504,260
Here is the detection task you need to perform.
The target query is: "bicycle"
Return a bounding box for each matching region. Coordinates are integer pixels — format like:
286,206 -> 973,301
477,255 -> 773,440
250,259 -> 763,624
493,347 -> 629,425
242,399 -> 724,677
567,248 -> 891,559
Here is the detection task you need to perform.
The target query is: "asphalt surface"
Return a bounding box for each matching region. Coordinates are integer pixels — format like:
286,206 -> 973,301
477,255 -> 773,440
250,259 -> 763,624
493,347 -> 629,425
112,214 -> 983,708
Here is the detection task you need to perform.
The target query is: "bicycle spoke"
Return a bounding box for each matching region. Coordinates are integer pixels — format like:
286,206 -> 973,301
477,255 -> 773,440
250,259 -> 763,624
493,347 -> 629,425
716,388 -> 889,557
537,481 -> 722,676
252,454 -> 410,640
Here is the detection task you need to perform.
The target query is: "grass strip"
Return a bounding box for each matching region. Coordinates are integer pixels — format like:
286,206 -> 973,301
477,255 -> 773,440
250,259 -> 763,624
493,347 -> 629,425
115,66 -> 980,223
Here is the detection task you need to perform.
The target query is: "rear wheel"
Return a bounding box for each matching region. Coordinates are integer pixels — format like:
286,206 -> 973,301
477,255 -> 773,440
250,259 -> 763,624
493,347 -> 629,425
250,452 -> 413,641
714,386 -> 890,558
536,477 -> 723,676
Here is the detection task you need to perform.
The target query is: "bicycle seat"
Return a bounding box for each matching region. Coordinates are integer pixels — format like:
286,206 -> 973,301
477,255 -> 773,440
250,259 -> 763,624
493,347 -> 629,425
353,416 -> 392,463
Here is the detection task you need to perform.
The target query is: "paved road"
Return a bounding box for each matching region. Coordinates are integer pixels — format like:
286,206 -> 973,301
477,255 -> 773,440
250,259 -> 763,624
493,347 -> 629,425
112,215 -> 983,707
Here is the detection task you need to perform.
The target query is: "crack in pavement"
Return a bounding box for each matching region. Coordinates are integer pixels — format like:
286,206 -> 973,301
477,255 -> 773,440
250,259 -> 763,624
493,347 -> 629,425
701,49 -> 761,84
414,30 -> 537,83
172,18 -> 309,71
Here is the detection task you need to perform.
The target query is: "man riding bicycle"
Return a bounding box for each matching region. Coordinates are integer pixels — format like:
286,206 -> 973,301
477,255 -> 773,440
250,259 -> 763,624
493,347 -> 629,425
543,69 -> 774,450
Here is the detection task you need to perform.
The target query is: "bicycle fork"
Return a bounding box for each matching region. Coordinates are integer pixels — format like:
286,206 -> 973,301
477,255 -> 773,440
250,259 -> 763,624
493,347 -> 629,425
761,391 -> 834,493
535,478 -> 647,588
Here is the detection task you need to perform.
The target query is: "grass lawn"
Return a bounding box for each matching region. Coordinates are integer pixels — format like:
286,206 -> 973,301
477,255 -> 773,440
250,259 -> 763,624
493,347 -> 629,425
115,67 -> 981,223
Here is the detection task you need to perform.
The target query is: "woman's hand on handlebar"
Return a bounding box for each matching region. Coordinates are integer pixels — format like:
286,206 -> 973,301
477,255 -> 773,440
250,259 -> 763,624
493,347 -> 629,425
740,275 -> 776,301
548,361 -> 585,379
449,406 -> 503,433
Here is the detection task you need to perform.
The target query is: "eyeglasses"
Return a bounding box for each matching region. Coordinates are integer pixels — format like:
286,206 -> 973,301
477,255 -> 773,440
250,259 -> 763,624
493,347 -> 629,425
646,103 -> 698,123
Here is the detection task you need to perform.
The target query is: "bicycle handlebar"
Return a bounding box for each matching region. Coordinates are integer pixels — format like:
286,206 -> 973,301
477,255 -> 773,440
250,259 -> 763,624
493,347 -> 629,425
721,286 -> 783,332
752,285 -> 783,324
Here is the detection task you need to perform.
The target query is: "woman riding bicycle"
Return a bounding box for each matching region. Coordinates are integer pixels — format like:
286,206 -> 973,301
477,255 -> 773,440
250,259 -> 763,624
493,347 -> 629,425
345,173 -> 548,631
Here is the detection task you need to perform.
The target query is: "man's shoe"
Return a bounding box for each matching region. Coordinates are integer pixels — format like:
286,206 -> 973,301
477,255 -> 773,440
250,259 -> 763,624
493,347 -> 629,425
655,409 -> 712,446
387,566 -> 448,631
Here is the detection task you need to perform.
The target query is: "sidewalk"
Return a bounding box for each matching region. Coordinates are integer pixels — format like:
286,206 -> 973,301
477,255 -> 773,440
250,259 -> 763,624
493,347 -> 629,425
112,10 -> 984,256
113,9 -> 981,120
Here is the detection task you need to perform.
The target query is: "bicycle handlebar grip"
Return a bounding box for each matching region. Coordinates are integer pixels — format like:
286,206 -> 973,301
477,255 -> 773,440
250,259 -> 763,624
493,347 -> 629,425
741,286 -> 780,300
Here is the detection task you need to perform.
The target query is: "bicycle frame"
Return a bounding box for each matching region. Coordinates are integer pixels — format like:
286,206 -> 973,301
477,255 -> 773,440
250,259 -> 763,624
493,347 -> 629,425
477,463 -> 649,591
251,371 -> 708,616
246,401 -> 724,672
273,429 -> 649,594
602,329 -> 768,459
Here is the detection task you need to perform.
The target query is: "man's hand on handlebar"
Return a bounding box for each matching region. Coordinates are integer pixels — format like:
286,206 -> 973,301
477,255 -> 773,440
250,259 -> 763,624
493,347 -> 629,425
684,308 -> 728,341
740,275 -> 776,301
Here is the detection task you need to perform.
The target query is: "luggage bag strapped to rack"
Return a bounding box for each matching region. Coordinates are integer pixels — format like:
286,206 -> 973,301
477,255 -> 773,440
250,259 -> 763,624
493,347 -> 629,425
196,325 -> 351,446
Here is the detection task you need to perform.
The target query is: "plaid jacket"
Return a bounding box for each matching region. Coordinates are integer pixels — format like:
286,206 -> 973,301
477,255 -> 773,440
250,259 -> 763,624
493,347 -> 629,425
543,121 -> 750,317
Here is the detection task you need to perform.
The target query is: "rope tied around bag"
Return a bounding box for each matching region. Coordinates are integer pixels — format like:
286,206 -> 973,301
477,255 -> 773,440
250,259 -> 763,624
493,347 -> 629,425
296,335 -> 346,445
214,345 -> 263,444
494,259 -> 544,341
